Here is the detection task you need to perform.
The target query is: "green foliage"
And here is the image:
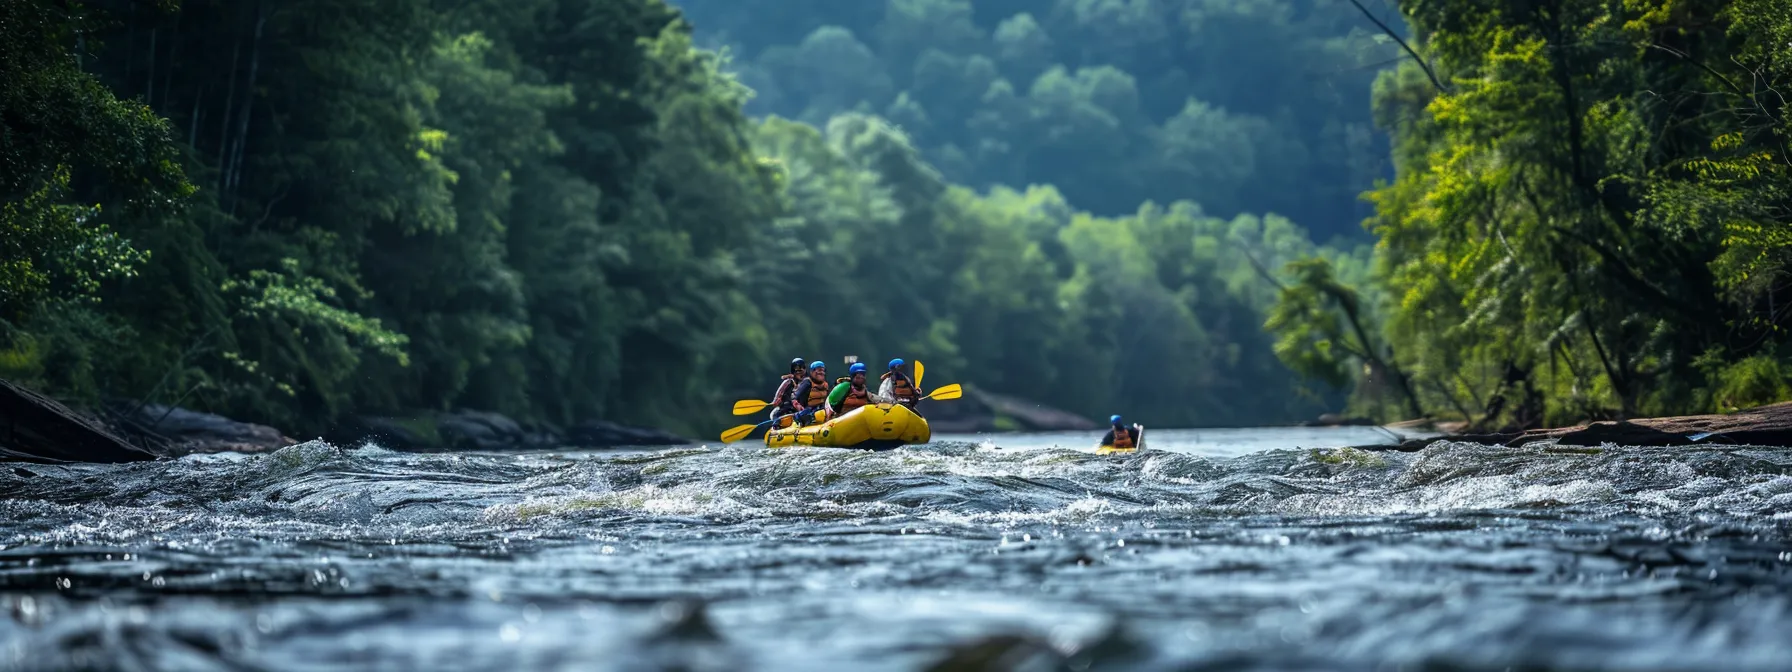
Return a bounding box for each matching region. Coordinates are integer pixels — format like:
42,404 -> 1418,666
0,0 -> 794,435
29,0 -> 1780,439
1707,354 -> 1792,413
225,259 -> 411,366
0,171 -> 148,311
0,301 -> 138,404
1271,0 -> 1792,427
1267,260 -> 1357,390
740,112 -> 1348,424
0,338 -> 44,384
0,1 -> 190,319
676,0 -> 1395,238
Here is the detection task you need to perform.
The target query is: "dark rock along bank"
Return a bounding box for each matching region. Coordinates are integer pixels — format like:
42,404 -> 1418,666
0,379 -> 156,463
2,377 -> 693,463
1366,401 -> 1792,451
115,403 -> 294,455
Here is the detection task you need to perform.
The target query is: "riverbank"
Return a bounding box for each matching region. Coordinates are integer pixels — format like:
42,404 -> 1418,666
922,384 -> 1099,433
0,378 -> 689,463
1,376 -> 1105,463
1364,401 -> 1792,451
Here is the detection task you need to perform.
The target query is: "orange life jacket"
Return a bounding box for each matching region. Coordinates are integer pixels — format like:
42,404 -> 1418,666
841,383 -> 870,412
883,371 -> 917,400
801,375 -> 830,408
1110,426 -> 1134,449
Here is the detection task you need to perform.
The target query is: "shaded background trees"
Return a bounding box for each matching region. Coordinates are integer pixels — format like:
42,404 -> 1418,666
676,0 -> 1396,239
3,0 -> 1787,436
1273,0 -> 1792,427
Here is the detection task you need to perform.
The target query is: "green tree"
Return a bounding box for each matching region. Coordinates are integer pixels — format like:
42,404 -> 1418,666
0,1 -> 190,320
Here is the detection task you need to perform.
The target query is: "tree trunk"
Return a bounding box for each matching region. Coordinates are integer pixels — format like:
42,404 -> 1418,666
189,86 -> 203,150
145,28 -> 157,107
125,2 -> 136,84
1336,295 -> 1424,419
1583,318 -> 1634,417
161,10 -> 182,114
1433,379 -> 1475,423
217,20 -> 243,199
227,3 -> 268,215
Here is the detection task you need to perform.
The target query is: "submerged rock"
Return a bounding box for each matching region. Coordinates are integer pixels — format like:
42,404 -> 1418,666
0,379 -> 157,463
437,409 -> 538,451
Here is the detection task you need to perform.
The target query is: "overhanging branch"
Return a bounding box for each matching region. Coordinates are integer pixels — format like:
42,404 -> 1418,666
1347,0 -> 1448,94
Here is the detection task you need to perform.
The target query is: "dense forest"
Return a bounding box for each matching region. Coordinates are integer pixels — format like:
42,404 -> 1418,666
2,0 -> 1788,437
1328,0 -> 1792,427
674,0 -> 1396,240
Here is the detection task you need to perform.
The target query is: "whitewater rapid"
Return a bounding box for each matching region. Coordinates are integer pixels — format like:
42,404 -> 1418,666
2,433 -> 1789,670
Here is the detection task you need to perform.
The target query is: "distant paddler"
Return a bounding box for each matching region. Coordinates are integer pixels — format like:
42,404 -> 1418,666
1097,415 -> 1143,454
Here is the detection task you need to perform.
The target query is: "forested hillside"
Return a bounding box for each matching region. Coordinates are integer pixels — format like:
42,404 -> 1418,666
2,0 -> 1359,436
674,0 -> 1400,239
5,0 -> 1786,437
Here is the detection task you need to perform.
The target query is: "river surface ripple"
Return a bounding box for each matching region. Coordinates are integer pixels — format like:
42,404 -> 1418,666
2,427 -> 1790,671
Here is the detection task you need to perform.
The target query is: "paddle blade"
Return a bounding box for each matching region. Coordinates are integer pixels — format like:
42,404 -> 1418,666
732,399 -> 770,416
719,423 -> 759,444
914,360 -> 925,387
927,383 -> 962,401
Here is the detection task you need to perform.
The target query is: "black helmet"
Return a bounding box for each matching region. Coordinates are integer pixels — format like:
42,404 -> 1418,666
789,357 -> 806,373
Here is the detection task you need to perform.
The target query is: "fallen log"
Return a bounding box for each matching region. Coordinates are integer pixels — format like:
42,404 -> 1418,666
1517,402 -> 1792,447
1357,401 -> 1792,451
0,379 -> 160,463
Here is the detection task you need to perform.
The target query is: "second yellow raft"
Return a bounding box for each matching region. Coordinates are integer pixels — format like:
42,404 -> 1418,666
765,403 -> 930,450
1095,424 -> 1145,455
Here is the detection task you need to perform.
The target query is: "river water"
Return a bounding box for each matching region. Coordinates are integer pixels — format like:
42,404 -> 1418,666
2,427 -> 1789,671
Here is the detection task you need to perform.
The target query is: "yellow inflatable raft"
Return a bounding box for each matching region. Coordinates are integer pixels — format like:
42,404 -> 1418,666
765,403 -> 930,450
1095,424 -> 1145,455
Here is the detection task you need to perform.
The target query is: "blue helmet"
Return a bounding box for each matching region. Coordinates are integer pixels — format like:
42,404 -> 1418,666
889,358 -> 905,370
809,361 -> 827,371
849,362 -> 867,375
1110,415 -> 1123,425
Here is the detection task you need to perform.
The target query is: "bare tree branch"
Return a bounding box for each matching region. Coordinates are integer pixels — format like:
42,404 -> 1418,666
1347,0 -> 1448,94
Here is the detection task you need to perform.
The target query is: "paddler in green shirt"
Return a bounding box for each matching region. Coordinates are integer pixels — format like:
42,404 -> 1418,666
826,362 -> 874,418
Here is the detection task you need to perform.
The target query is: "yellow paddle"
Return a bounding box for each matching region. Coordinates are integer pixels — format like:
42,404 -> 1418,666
732,399 -> 771,416
914,360 -> 925,388
725,386 -> 960,442
920,383 -> 961,401
720,416 -> 778,443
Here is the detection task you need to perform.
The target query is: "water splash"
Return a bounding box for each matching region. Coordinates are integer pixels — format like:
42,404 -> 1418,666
2,435 -> 1789,670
